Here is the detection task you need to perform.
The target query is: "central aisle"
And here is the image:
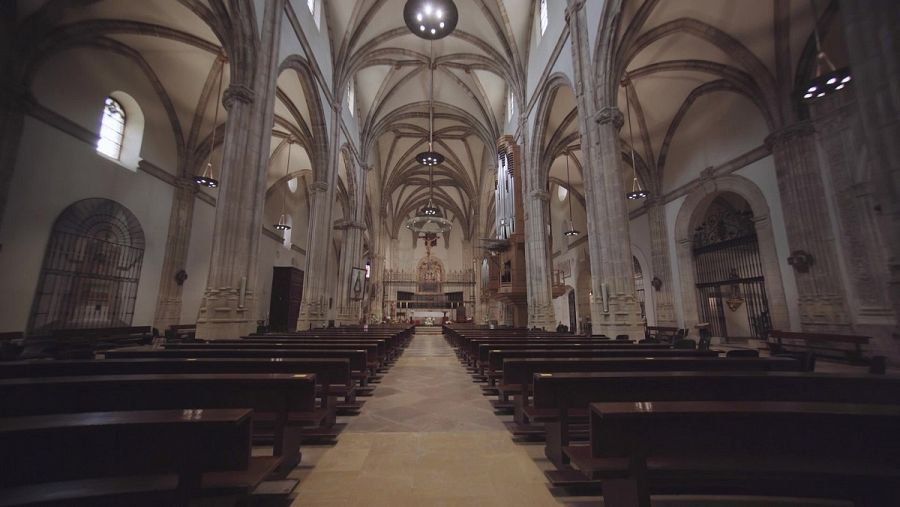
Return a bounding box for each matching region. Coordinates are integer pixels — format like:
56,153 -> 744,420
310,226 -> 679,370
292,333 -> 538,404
290,327 -> 559,506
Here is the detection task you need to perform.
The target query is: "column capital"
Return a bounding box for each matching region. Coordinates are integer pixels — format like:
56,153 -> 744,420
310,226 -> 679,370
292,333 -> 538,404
222,83 -> 255,109
764,121 -> 815,149
565,0 -> 585,23
594,106 -> 624,130
529,190 -> 551,202
309,180 -> 329,193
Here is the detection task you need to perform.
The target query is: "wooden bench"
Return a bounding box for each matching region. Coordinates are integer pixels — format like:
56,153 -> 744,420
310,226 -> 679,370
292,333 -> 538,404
531,371 -> 900,470
767,329 -> 879,365
473,342 -> 662,374
105,346 -> 373,389
0,373 -> 324,470
0,408 -> 280,506
643,326 -> 683,343
500,356 -> 802,425
483,348 -> 718,389
169,341 -> 384,375
564,401 -> 900,506
247,333 -> 402,362
165,324 -> 196,342
19,327 -> 155,360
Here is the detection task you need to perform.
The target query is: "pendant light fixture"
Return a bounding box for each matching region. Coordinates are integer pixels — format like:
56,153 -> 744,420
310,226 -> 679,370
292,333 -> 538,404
415,42 -> 444,168
801,0 -> 851,102
562,151 -> 580,237
623,81 -> 648,201
406,42 -> 451,236
274,137 -> 292,231
403,0 -> 458,40
194,55 -> 226,188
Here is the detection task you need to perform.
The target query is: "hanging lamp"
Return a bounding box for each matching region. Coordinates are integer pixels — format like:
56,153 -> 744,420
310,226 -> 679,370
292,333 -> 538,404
403,0 -> 458,40
406,149 -> 453,234
405,41 -> 452,236
274,137 -> 292,231
623,81 -> 648,200
562,151 -> 580,237
415,42 -> 444,168
801,0 -> 851,102
194,55 -> 226,188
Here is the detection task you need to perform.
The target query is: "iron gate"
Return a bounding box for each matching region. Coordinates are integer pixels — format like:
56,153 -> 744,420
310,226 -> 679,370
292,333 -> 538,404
29,199 -> 145,333
693,205 -> 770,339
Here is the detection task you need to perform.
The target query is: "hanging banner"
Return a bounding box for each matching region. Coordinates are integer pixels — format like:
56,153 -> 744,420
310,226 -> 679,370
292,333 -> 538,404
350,267 -> 367,301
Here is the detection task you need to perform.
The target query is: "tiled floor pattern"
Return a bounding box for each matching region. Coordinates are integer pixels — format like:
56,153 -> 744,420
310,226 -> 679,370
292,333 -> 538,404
288,329 -> 856,506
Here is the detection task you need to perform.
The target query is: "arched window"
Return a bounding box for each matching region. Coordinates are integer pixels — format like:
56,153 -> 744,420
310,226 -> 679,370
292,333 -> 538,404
307,0 -> 321,30
97,97 -> 126,160
347,81 -> 355,116
539,0 -> 549,36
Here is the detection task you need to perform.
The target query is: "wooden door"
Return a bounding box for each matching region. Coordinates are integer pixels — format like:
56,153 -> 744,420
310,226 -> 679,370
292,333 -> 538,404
269,267 -> 304,332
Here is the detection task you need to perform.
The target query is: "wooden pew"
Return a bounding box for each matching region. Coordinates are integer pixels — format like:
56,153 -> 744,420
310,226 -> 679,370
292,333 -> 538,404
531,371 -> 900,471
483,348 -> 717,390
19,327 -> 155,360
104,346 -> 372,389
0,357 -> 356,410
475,343 -> 670,372
500,356 -> 802,424
0,373 -> 323,471
768,329 -> 877,365
247,333 -> 402,362
564,401 -> 900,506
0,408 -> 277,506
460,337 -> 629,366
165,324 -> 196,342
643,326 -> 682,343
168,341 -> 383,375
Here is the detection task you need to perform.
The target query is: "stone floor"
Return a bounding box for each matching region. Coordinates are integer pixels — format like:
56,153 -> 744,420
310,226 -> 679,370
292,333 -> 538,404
286,329 -> 855,506
288,327 -> 559,506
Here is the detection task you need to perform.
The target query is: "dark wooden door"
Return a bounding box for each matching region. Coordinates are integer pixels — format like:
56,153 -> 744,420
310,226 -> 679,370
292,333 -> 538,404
568,290 -> 576,334
269,267 -> 304,332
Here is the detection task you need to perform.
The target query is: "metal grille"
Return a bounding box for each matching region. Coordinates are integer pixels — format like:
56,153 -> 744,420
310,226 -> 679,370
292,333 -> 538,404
693,235 -> 770,339
29,199 -> 145,333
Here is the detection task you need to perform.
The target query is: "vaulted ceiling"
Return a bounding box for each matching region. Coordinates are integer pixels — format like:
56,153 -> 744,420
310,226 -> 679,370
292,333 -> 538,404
328,0 -> 534,241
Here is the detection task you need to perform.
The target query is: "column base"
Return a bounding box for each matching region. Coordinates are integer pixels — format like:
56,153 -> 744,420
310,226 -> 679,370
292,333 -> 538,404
296,298 -> 329,330
195,288 -> 256,340
590,295 -> 645,339
153,297 -> 183,334
528,303 -> 557,330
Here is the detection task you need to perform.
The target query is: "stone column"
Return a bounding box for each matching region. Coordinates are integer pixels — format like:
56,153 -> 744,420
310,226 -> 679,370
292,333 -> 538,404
766,122 -> 851,332
195,1 -> 283,340
647,199 -> 676,325
296,107 -> 342,330
153,178 -> 197,331
523,190 -> 556,329
840,0 -> 900,331
567,0 -> 643,338
335,221 -> 365,325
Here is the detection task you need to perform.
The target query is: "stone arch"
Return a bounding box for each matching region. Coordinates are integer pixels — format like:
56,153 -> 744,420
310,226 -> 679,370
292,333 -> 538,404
673,175 -> 789,331
631,244 -> 654,326
529,72 -> 576,193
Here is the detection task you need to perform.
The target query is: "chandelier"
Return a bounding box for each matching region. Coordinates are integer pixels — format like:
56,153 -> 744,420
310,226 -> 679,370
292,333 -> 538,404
194,54 -> 225,188
800,0 -> 851,103
562,150 -> 580,237
406,155 -> 452,235
403,0 -> 458,40
406,41 -> 452,236
623,79 -> 648,200
274,137 -> 292,231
